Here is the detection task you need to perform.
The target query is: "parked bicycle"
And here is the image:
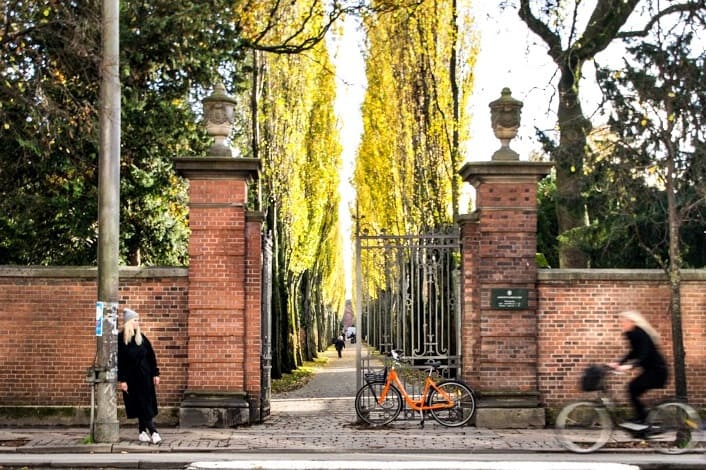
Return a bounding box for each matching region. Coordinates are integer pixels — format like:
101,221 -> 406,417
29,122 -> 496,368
555,364 -> 702,454
354,349 -> 476,427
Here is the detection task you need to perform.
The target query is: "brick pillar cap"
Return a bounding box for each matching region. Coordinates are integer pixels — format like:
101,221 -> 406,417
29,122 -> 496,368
174,156 -> 260,181
459,161 -> 553,187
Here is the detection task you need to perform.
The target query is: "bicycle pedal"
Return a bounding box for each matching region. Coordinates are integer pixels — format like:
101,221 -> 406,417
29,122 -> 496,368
684,419 -> 698,429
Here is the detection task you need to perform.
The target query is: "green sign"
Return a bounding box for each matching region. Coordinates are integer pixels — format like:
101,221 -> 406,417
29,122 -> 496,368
491,288 -> 528,310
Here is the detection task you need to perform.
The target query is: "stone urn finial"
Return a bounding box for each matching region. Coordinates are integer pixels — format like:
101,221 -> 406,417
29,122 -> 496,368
202,81 -> 237,157
489,87 -> 523,161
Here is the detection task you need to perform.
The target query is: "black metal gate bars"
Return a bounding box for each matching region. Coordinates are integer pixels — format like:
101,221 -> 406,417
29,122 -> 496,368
355,227 -> 462,385
259,234 -> 273,422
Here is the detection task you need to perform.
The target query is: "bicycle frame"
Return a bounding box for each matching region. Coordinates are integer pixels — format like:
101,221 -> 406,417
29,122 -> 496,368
582,387 -> 658,437
588,382 -> 682,437
377,366 -> 454,412
556,367 -> 703,454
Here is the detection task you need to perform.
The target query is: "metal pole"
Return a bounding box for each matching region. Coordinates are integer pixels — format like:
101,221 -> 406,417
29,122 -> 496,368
94,0 -> 120,443
355,219 -> 363,393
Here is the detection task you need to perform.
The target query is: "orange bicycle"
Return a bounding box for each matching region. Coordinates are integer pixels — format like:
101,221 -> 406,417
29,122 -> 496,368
354,349 -> 476,427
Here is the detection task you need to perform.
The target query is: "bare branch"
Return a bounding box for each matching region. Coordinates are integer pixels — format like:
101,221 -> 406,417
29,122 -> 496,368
616,1 -> 706,39
573,0 -> 641,60
240,0 -> 425,54
517,0 -> 564,63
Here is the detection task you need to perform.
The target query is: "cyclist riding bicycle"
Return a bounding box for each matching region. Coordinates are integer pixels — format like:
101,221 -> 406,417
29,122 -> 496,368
607,310 -> 668,430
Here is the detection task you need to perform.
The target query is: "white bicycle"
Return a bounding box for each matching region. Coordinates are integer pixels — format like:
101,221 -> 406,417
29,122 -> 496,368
555,364 -> 702,454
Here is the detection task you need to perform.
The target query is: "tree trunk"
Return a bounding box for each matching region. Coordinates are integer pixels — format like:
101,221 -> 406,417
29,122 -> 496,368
669,267 -> 686,399
449,0 -> 460,219
666,145 -> 687,398
314,273 -> 327,352
555,63 -> 591,268
288,275 -> 303,368
300,270 -> 315,361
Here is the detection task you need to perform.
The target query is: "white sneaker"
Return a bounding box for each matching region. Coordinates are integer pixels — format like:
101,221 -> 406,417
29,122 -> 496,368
619,421 -> 648,432
138,431 -> 151,442
151,432 -> 162,444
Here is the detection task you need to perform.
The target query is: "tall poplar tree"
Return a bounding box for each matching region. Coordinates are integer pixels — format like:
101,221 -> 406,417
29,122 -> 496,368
254,12 -> 345,373
355,0 -> 477,236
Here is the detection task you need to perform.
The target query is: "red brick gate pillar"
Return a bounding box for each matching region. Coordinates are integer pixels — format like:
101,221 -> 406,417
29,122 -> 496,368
174,157 -> 262,427
458,88 -> 552,428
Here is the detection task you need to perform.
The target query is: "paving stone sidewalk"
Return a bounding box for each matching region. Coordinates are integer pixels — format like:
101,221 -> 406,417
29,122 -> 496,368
0,343 -> 652,455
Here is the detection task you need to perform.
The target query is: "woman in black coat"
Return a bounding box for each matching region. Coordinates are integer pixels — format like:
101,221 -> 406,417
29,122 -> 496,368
608,310 -> 668,427
118,308 -> 161,444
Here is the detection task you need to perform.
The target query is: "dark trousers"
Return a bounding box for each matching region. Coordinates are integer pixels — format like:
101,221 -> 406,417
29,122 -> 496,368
629,366 -> 668,421
138,415 -> 157,434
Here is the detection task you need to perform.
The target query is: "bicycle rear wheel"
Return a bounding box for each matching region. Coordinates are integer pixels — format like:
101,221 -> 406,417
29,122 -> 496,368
646,401 -> 702,454
354,381 -> 402,426
428,380 -> 476,427
555,401 -> 612,453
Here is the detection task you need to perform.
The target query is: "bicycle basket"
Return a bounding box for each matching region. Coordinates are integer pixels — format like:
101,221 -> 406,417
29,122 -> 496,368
364,368 -> 387,383
580,364 -> 605,391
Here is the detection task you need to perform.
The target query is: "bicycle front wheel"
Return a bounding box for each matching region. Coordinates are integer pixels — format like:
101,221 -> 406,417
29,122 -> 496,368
354,381 -> 402,426
555,401 -> 612,453
428,380 -> 476,427
646,401 -> 703,454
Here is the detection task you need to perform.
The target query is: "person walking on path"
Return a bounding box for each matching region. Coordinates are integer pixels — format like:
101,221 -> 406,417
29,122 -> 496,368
118,308 -> 162,444
334,335 -> 345,358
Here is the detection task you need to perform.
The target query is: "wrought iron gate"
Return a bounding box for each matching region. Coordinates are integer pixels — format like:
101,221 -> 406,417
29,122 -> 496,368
259,233 -> 273,422
355,227 -> 462,386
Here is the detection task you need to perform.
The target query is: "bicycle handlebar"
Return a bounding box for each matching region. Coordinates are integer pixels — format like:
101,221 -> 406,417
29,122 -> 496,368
388,349 -> 442,372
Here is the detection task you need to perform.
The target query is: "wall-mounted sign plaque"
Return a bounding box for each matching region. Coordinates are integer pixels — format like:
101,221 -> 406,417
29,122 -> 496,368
491,288 -> 528,310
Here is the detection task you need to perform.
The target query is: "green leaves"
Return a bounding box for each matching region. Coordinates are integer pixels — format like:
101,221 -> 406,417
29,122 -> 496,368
0,0 -> 245,265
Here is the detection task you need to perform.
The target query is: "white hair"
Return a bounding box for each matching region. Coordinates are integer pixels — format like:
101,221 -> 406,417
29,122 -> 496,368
621,310 -> 660,345
123,318 -> 143,346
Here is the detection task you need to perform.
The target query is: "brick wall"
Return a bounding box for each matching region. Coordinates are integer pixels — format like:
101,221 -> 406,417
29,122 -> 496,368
459,213 -> 481,386
183,177 -> 263,398
186,177 -> 250,393
537,270 -> 706,408
244,214 -> 264,398
460,170 -> 544,396
0,267 -> 188,408
2,266 -> 704,418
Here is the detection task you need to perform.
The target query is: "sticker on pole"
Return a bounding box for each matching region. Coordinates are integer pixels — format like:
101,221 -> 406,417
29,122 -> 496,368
95,301 -> 104,337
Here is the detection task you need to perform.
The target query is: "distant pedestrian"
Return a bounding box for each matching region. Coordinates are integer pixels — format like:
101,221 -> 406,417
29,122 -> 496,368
334,335 -> 345,358
118,308 -> 162,444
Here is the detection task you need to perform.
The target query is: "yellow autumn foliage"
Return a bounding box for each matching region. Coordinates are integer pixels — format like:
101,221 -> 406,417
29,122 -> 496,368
254,1 -> 346,343
354,0 -> 478,296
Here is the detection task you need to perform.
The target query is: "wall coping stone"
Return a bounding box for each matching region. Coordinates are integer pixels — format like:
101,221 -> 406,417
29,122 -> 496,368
246,211 -> 265,222
456,212 -> 480,223
538,268 -> 706,282
0,266 -> 188,279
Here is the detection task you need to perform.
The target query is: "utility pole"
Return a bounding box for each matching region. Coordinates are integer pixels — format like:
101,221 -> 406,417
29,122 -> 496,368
94,0 -> 121,443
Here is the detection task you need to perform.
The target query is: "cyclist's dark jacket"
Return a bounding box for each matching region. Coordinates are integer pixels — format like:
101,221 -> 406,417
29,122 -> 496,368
619,326 -> 667,376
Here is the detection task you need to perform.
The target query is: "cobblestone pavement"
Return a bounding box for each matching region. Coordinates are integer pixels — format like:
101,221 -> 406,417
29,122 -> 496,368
0,343 -> 700,455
